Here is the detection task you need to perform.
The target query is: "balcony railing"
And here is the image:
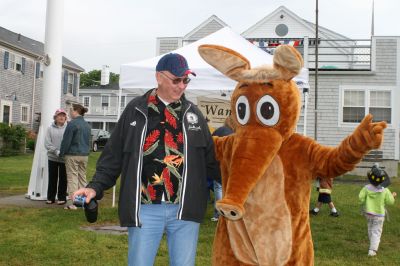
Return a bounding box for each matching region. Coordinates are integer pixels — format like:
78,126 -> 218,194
248,38 -> 372,71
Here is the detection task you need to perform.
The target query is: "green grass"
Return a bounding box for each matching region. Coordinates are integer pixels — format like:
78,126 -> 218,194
0,154 -> 399,265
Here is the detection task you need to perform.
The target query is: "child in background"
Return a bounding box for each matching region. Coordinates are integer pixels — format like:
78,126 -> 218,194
310,176 -> 339,217
359,165 -> 397,257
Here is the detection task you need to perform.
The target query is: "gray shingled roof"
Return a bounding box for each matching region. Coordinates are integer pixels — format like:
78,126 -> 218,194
0,26 -> 84,72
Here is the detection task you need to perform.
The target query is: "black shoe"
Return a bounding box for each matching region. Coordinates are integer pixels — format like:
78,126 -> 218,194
309,209 -> 319,216
330,212 -> 339,217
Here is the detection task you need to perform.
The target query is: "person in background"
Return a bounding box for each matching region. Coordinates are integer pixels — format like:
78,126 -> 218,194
60,103 -> 91,210
210,116 -> 234,222
44,108 -> 68,205
310,176 -> 340,217
359,164 -> 397,257
73,53 -> 219,266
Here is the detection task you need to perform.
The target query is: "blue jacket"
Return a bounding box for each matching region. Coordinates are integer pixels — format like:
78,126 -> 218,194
60,116 -> 91,156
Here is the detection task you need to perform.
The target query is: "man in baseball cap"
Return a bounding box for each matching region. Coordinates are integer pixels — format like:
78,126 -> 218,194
74,50 -> 220,266
155,53 -> 196,103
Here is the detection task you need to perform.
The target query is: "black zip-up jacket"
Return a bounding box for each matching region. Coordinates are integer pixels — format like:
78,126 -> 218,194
87,89 -> 219,227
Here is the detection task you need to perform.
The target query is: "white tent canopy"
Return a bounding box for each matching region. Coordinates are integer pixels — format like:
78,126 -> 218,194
120,27 -> 309,91
114,28 -> 310,207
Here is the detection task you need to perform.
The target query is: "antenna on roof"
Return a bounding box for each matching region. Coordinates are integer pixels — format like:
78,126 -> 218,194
371,0 -> 375,36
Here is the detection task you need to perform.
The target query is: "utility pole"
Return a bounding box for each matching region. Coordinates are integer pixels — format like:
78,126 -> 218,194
314,0 -> 319,140
27,0 -> 64,200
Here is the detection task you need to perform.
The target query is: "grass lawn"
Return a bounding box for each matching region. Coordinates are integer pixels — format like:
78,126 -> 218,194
0,153 -> 399,265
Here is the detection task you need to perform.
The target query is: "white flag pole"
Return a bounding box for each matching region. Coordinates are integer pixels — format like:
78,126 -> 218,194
27,0 -> 64,200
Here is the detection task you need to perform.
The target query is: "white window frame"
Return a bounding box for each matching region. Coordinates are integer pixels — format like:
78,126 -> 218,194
339,85 -> 393,127
67,73 -> 74,94
0,100 -> 13,125
120,95 -> 126,108
39,63 -> 44,78
83,96 -> 91,113
20,104 -> 30,124
101,95 -> 110,109
7,52 -> 22,72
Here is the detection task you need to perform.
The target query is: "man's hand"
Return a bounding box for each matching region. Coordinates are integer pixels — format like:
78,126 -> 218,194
73,188 -> 96,204
392,192 -> 397,198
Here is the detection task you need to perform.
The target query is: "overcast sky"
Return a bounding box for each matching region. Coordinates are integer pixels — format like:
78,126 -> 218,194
1,0 -> 399,73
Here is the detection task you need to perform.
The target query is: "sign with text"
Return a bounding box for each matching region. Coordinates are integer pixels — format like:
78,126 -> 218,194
197,96 -> 231,129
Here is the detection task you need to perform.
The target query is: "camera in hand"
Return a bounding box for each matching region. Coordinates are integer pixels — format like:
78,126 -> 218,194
73,195 -> 98,223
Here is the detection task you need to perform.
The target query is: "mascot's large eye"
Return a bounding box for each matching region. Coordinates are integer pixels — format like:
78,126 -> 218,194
256,95 -> 280,126
235,95 -> 250,125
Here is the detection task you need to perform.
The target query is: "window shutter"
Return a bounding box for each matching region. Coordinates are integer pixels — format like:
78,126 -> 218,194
73,73 -> 78,96
63,70 -> 68,94
35,62 -> 40,78
21,57 -> 26,74
4,51 -> 9,69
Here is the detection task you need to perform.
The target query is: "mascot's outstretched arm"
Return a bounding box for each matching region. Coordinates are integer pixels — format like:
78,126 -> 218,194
298,114 -> 386,178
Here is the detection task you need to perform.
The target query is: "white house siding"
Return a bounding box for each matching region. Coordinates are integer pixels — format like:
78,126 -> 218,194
156,37 -> 182,56
184,19 -> 226,41
242,10 -> 316,39
304,37 -> 399,176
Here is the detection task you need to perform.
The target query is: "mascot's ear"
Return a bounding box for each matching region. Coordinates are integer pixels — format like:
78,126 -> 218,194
198,44 -> 250,81
273,45 -> 304,80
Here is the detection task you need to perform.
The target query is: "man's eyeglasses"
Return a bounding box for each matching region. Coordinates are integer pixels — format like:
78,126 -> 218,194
159,72 -> 191,85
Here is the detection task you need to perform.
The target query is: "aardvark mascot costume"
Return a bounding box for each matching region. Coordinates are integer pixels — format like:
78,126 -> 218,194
198,44 -> 387,266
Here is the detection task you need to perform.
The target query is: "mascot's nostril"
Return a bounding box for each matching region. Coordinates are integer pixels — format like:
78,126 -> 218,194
220,210 -> 225,216
230,211 -> 236,216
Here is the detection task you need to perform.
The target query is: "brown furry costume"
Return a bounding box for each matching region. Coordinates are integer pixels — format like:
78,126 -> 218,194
198,44 -> 387,266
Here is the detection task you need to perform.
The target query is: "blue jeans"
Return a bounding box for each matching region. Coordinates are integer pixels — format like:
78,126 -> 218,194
128,203 -> 200,266
213,181 -> 222,218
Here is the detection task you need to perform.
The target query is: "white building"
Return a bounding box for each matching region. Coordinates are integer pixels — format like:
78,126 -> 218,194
79,83 -> 140,133
156,6 -> 399,176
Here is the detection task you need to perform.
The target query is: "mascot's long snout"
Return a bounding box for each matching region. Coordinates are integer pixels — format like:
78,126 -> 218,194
216,127 -> 283,220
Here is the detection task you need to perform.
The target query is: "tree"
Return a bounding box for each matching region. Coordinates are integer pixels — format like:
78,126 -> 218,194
80,69 -> 119,87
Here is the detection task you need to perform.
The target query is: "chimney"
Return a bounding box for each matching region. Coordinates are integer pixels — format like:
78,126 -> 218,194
100,65 -> 110,85
17,33 -> 21,42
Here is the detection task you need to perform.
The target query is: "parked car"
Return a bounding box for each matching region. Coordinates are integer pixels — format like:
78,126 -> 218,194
91,129 -> 110,152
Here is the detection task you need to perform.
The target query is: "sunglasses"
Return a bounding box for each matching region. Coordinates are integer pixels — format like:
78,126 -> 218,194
159,71 -> 191,85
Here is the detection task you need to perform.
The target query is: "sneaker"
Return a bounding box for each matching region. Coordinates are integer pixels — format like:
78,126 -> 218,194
330,212 -> 339,217
211,217 -> 219,222
309,209 -> 319,216
368,250 -> 377,256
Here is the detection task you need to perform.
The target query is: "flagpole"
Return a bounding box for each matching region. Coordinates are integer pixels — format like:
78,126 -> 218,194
111,87 -> 123,208
27,0 -> 64,200
314,0 -> 319,140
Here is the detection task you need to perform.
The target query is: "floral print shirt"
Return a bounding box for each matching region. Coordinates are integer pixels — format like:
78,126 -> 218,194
141,89 -> 184,204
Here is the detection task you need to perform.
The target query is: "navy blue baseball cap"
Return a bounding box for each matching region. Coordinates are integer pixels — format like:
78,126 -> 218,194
156,53 -> 196,77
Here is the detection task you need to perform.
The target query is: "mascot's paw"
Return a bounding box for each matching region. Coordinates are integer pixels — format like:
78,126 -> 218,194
216,198 -> 245,220
354,114 -> 387,149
